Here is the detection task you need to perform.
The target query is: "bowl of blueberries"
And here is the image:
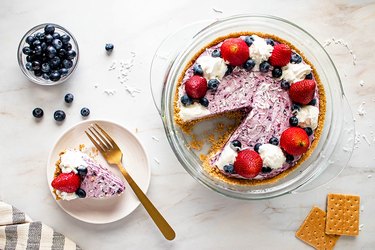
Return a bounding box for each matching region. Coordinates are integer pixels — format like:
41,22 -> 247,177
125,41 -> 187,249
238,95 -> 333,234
17,23 -> 79,85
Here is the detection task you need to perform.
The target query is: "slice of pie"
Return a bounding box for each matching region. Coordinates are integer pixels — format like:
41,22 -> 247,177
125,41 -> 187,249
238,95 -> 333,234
51,149 -> 126,200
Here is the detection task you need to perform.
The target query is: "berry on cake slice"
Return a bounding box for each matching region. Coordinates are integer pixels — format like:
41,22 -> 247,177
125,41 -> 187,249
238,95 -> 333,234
269,44 -> 292,67
289,79 -> 316,105
280,127 -> 310,156
52,172 -> 81,193
220,38 -> 249,66
185,75 -> 207,99
233,149 -> 263,178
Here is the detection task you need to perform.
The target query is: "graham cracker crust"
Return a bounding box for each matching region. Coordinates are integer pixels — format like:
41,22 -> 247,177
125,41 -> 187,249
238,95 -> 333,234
173,32 -> 326,186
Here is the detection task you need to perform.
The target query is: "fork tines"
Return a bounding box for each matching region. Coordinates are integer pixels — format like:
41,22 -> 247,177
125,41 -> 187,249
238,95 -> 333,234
85,123 -> 116,152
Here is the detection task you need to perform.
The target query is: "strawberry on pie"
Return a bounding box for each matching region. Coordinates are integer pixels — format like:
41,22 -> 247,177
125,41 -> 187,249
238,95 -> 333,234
174,32 -> 325,185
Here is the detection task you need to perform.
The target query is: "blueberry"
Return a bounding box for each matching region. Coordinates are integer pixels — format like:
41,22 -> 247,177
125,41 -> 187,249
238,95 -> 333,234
25,62 -> 32,71
45,34 -> 53,43
269,137 -> 279,145
280,80 -> 290,90
75,188 -> 86,198
225,65 -> 233,76
305,73 -> 313,79
26,35 -> 35,45
208,79 -> 219,90
62,59 -> 73,69
50,71 -> 61,82
80,107 -> 90,117
272,67 -> 282,78
291,103 -> 301,112
64,43 -> 72,51
44,24 -> 55,34
26,55 -> 34,62
231,140 -> 241,149
77,167 -> 87,177
42,73 -> 50,80
34,45 -> 42,55
304,127 -> 313,136
52,32 -> 60,39
52,39 -> 63,50
22,46 -> 32,55
211,49 -> 221,58
285,154 -> 294,163
199,97 -> 209,107
60,68 -> 69,76
67,50 -> 76,60
259,61 -> 270,73
32,108 -> 44,118
243,59 -> 256,70
244,36 -> 254,46
290,53 -> 302,64
32,39 -> 41,47
105,43 -> 114,52
46,46 -> 57,58
261,167 -> 272,173
40,42 -> 47,51
223,164 -> 235,174
49,56 -> 61,69
41,63 -> 50,73
58,48 -> 67,58
35,32 -> 45,40
54,110 -> 66,121
254,143 -> 262,153
60,34 -> 70,44
308,98 -> 317,106
193,64 -> 203,76
62,93 -> 74,104
32,61 -> 41,71
266,38 -> 275,46
180,95 -> 192,106
289,116 -> 299,126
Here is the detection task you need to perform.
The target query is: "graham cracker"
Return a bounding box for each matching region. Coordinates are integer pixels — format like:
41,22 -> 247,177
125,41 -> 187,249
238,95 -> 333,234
296,206 -> 340,250
325,194 -> 360,236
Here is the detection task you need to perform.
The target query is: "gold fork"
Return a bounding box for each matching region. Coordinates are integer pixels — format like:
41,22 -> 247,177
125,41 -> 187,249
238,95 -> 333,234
85,123 -> 175,241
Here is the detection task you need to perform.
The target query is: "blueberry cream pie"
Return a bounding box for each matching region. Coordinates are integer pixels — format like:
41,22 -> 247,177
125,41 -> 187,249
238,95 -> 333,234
174,32 -> 326,185
51,149 -> 125,200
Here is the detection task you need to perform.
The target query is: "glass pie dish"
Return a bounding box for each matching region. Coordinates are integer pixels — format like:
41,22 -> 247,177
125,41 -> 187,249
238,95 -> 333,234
150,15 -> 355,199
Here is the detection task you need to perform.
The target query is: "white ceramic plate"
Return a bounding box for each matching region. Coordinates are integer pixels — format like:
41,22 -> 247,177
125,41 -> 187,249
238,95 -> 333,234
47,120 -> 150,224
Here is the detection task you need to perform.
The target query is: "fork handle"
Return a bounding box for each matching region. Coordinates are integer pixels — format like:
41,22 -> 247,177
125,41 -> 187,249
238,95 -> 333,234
116,162 -> 176,241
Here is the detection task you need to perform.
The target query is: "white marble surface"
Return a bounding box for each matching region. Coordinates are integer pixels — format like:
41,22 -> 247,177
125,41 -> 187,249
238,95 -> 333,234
1,0 -> 374,249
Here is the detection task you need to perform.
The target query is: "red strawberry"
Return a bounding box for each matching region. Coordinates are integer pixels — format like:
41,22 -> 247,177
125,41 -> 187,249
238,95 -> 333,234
185,75 -> 207,99
51,172 -> 81,193
289,79 -> 316,105
221,38 -> 249,66
280,127 -> 310,156
269,44 -> 292,67
233,149 -> 263,178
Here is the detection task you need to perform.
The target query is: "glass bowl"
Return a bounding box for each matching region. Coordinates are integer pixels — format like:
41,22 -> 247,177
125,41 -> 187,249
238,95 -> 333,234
17,23 -> 79,85
151,15 -> 355,199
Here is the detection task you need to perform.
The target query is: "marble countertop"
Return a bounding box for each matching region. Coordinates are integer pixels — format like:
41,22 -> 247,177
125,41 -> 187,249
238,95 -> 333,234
1,0 -> 374,249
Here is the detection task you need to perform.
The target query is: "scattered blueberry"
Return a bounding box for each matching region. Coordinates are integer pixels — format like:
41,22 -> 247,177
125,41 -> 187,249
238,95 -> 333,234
75,188 -> 86,198
243,59 -> 256,70
225,65 -> 234,76
291,103 -> 301,112
208,79 -> 219,90
80,107 -> 90,117
193,64 -> 203,76
266,38 -> 275,46
244,36 -> 254,46
308,98 -> 317,106
62,59 -> 73,69
26,36 -> 35,45
272,67 -> 282,78
64,93 -> 74,103
60,34 -> 70,44
289,116 -> 299,126
305,73 -> 313,79
261,167 -> 272,173
54,110 -> 66,121
281,80 -> 290,90
180,94 -> 193,106
211,49 -> 221,58
32,108 -> 44,118
52,39 -> 63,50
254,143 -> 262,153
269,137 -> 279,145
77,167 -> 87,177
285,154 -> 294,163
199,97 -> 209,107
105,43 -> 114,52
44,24 -> 55,34
223,164 -> 235,174
231,140 -> 242,149
290,53 -> 302,64
304,127 -> 313,136
25,62 -> 32,71
259,61 -> 270,73
49,71 -> 61,82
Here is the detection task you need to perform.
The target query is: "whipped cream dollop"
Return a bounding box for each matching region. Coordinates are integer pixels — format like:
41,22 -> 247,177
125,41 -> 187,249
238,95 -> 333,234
249,35 -> 274,70
56,190 -> 78,200
281,63 -> 312,83
179,102 -> 211,121
215,144 -> 238,170
296,105 -> 319,130
196,55 -> 227,80
258,144 -> 286,169
59,150 -> 88,174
